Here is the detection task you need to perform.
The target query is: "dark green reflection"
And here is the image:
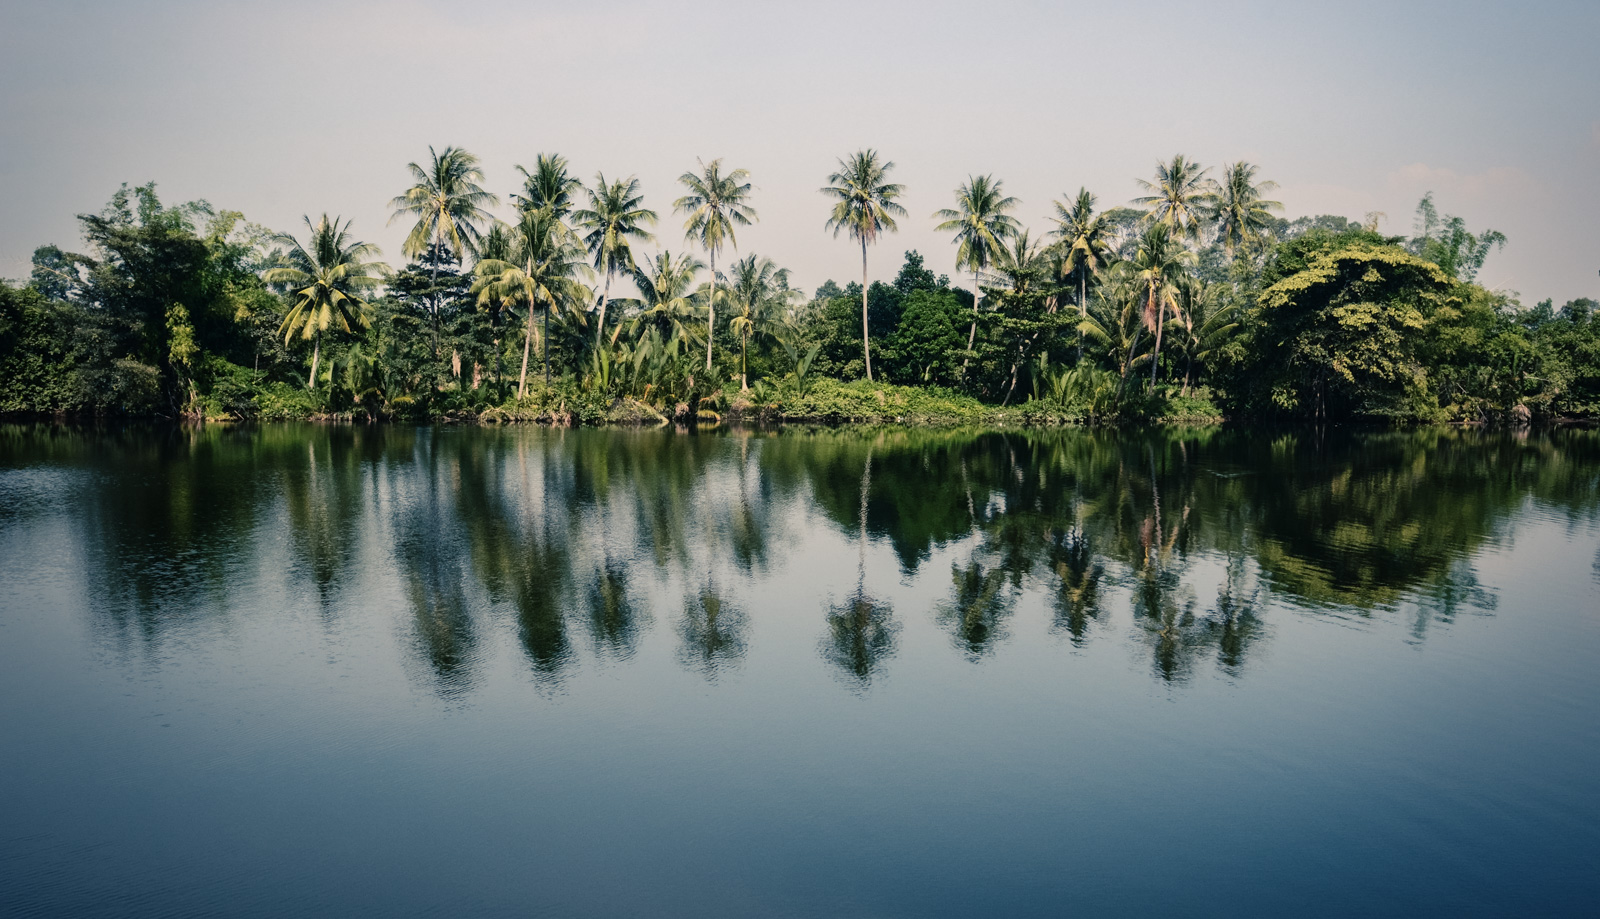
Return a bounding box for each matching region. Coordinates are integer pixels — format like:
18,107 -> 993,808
6,423 -> 1595,693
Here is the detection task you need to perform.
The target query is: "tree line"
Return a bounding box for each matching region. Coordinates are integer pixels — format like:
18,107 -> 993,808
2,147 -> 1597,423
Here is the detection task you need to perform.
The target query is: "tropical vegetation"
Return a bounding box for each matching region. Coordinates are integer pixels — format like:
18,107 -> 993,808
3,150 -> 1597,425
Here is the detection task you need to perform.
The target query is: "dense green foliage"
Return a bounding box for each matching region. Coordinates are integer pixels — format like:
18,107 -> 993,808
3,155 -> 1597,425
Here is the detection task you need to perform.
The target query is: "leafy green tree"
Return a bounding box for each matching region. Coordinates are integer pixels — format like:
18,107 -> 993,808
575,173 -> 657,346
892,250 -> 946,295
884,288 -> 968,387
674,159 -> 758,372
1246,229 -> 1456,419
1206,162 -> 1282,257
822,149 -> 907,382
472,209 -> 593,395
933,175 -> 1020,367
1133,155 -> 1216,240
264,215 -> 389,389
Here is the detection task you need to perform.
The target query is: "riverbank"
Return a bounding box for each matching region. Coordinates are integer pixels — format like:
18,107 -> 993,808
235,377 -> 1229,427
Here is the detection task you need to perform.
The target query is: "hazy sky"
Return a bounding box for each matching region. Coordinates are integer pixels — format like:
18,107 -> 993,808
2,0 -> 1596,304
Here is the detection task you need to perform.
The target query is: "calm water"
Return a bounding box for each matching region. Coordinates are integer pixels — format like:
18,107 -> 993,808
1,423 -> 1597,917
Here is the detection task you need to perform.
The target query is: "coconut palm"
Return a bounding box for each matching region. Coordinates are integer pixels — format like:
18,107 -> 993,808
388,146 -> 496,282
933,175 -> 1021,367
674,159 -> 758,372
1130,224 -> 1196,385
724,254 -> 800,390
631,251 -> 706,347
822,150 -> 906,382
1049,189 -> 1114,358
1077,261 -> 1150,389
575,173 -> 657,347
986,229 -> 1046,295
1132,155 -> 1216,240
264,214 -> 388,390
472,208 -> 593,396
477,221 -> 515,394
1205,162 -> 1282,257
512,153 -> 582,221
1171,276 -> 1237,394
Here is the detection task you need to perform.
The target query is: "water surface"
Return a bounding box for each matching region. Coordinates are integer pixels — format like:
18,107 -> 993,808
1,424 -> 1597,917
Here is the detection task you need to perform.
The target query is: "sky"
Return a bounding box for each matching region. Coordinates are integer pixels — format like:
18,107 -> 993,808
1,0 -> 1596,305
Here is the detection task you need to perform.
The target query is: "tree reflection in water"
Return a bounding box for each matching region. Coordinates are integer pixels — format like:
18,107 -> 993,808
822,445 -> 897,689
17,422 -> 1596,693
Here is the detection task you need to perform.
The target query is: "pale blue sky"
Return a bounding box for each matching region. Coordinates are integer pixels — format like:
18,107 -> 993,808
1,0 -> 1596,303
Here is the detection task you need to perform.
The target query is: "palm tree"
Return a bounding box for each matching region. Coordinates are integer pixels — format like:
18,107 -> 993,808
822,150 -> 906,382
631,251 -> 706,348
264,215 -> 388,390
1049,189 -> 1113,359
575,173 -> 657,347
1077,261 -> 1150,389
512,153 -> 582,221
472,208 -> 593,396
1132,155 -> 1216,240
986,229 -> 1045,295
674,159 -> 758,372
724,254 -> 799,390
388,147 -> 497,345
1205,162 -> 1282,257
1171,276 -> 1237,394
1130,224 -> 1196,385
933,175 -> 1020,368
477,221 -> 515,394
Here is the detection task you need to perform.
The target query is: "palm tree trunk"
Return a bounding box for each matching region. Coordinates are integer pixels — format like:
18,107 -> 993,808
706,251 -> 717,373
543,300 -> 550,385
861,237 -> 873,383
961,270 -> 979,374
1151,300 -> 1164,386
430,226 -> 443,361
1078,268 -> 1087,364
308,337 -> 320,390
518,306 -> 532,400
596,271 -> 612,349
740,330 -> 748,391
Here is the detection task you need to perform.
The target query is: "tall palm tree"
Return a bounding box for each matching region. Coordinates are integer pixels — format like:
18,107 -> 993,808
575,173 -> 657,347
472,208 -> 593,396
477,221 -> 515,394
1132,155 -> 1216,240
822,150 -> 906,382
631,251 -> 706,348
1205,162 -> 1282,257
1130,224 -> 1195,385
1049,189 -> 1113,359
674,159 -> 758,372
388,146 -> 498,335
933,175 -> 1021,368
513,153 -> 582,222
724,254 -> 799,390
265,215 -> 388,390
